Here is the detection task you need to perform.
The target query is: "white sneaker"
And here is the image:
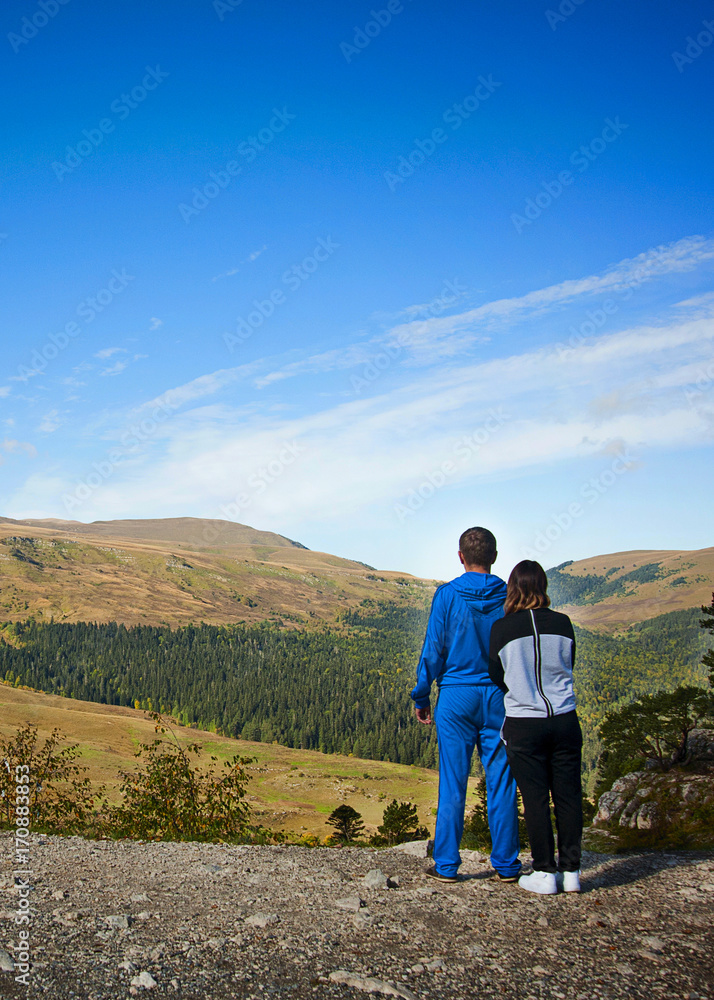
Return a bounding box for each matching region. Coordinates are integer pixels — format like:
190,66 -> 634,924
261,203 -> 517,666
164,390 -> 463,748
561,870 -> 581,893
517,871 -> 557,895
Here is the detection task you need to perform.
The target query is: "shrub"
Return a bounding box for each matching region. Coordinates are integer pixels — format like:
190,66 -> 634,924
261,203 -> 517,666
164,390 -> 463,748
0,723 -> 100,834
107,713 -> 255,842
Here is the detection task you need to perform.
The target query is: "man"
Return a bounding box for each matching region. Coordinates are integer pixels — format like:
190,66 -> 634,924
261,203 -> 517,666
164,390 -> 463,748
412,526 -> 521,883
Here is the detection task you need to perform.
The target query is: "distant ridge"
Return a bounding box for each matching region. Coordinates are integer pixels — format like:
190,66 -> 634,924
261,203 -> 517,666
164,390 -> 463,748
0,514 -> 425,627
0,515 -> 309,551
547,546 -> 714,632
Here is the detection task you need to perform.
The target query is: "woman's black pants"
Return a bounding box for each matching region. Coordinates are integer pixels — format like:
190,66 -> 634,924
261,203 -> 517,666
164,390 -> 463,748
503,711 -> 583,873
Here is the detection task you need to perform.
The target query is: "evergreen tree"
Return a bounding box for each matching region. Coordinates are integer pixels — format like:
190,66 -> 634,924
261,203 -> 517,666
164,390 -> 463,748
326,804 -> 364,843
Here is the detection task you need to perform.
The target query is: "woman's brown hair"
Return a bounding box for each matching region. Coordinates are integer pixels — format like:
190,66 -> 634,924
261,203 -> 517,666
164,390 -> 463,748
504,560 -> 551,615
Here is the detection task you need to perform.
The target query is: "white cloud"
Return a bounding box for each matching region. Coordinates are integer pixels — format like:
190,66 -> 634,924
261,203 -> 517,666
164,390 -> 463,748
0,386 -> 10,397
149,317 -> 163,330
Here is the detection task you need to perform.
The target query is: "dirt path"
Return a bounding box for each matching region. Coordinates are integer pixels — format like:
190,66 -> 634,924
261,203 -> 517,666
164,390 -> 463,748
0,834 -> 712,999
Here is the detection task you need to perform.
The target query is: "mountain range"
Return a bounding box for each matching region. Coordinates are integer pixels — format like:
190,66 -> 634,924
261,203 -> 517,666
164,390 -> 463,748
0,515 -> 710,634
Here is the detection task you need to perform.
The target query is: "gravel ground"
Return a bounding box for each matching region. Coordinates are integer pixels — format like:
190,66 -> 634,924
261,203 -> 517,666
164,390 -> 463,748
0,833 -> 712,999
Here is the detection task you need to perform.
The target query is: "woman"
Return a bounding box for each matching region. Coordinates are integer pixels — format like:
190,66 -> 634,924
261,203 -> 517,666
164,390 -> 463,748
488,560 -> 582,894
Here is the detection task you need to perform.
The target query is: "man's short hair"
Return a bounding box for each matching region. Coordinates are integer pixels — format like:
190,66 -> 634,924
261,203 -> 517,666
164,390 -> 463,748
459,526 -> 497,568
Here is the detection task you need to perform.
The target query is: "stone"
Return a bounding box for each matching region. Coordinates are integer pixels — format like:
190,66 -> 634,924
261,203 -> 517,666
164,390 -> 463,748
130,970 -> 158,989
362,869 -> 388,890
0,948 -> 14,972
51,890 -> 67,900
245,912 -> 280,928
106,914 -> 131,929
537,916 -> 549,927
391,839 -> 432,858
641,936 -> 665,953
131,893 -> 150,902
636,802 -> 660,830
329,969 -> 416,999
334,895 -> 364,912
352,910 -> 374,929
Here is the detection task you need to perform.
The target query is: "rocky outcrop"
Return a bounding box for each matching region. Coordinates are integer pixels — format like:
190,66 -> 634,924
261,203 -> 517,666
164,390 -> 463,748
593,729 -> 714,847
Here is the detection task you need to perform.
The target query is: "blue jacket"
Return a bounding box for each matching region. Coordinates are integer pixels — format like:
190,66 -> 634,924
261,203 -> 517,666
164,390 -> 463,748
411,572 -> 508,710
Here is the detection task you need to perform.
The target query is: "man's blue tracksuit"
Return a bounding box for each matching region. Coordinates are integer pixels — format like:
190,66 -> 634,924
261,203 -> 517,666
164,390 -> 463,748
411,572 -> 520,878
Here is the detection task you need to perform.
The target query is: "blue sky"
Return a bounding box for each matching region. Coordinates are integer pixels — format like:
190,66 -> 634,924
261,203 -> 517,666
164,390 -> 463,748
1,0 -> 713,580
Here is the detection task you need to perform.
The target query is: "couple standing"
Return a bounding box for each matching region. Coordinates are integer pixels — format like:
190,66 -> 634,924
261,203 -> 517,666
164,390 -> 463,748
411,526 -> 582,894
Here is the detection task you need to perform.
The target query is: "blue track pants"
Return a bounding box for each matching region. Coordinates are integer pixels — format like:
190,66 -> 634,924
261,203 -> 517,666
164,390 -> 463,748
433,684 -> 520,877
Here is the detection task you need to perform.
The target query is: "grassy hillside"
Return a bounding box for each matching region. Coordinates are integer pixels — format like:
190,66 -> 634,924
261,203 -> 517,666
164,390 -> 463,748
546,547 -> 713,633
0,684 -> 449,838
0,516 -> 433,628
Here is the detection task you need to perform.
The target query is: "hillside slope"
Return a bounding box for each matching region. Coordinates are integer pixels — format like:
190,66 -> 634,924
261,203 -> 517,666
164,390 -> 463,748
0,683 -> 444,837
547,547 -> 713,633
0,516 -> 431,627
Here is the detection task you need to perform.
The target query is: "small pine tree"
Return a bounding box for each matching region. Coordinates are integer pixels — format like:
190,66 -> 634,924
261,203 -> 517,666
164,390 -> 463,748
371,799 -> 429,846
326,804 -> 365,843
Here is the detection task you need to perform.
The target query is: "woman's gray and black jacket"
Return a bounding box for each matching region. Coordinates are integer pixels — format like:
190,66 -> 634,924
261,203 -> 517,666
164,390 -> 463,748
488,608 -> 576,718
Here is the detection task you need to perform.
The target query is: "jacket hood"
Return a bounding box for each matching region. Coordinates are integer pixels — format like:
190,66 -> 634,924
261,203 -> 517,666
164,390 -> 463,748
448,572 -> 507,617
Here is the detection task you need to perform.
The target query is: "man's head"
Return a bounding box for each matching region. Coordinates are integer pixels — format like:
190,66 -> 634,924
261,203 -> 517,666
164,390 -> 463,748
458,526 -> 497,572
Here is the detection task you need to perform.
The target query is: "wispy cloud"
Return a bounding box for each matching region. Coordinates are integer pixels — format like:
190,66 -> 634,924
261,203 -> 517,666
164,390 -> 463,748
211,245 -> 268,281
56,290 -> 714,525
0,386 -> 10,397
3,438 -> 37,458
100,360 -> 129,377
38,410 -> 61,433
149,317 -> 163,330
384,235 -> 714,352
95,347 -> 126,360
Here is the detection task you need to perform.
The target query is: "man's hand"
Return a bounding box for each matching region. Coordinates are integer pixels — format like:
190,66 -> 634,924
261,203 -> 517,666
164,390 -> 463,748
415,706 -> 432,725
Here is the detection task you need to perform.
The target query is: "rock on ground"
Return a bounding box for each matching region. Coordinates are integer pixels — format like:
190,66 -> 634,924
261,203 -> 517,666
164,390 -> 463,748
0,833 -> 712,999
